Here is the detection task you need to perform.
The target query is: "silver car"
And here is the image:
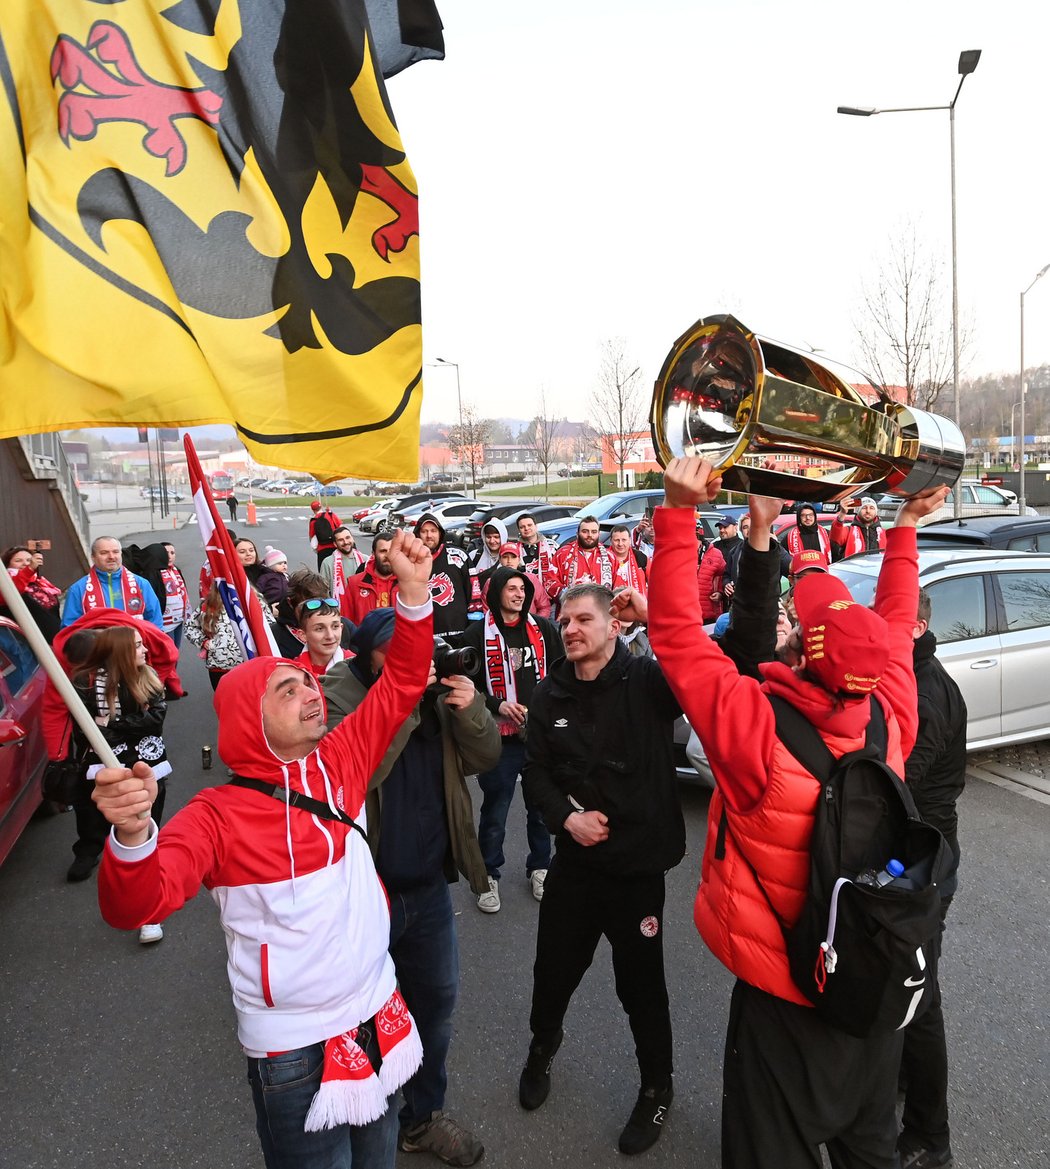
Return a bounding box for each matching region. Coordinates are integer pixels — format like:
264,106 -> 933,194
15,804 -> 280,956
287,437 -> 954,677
832,549 -> 1050,751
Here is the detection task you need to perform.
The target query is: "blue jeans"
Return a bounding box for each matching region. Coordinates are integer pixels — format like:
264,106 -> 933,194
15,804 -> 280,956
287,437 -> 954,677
247,1044 -> 398,1169
388,876 -> 458,1131
476,737 -> 551,880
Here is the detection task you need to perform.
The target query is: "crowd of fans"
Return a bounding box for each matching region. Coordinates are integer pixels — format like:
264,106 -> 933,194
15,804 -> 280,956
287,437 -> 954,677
2,473 -> 963,1169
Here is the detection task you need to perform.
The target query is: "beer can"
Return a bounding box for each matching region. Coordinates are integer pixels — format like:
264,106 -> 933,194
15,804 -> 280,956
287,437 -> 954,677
201,745 -> 213,770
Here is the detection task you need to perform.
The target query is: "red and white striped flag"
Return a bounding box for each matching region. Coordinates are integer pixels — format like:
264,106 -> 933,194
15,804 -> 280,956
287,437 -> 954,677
184,436 -> 278,660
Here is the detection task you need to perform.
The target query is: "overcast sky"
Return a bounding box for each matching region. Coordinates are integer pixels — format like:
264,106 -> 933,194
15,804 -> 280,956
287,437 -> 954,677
391,0 -> 1050,427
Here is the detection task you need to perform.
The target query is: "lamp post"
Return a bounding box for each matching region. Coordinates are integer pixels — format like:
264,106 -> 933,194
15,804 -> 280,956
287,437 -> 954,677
1019,263 -> 1050,513
433,357 -> 473,497
839,48 -> 981,519
1010,400 -> 1022,471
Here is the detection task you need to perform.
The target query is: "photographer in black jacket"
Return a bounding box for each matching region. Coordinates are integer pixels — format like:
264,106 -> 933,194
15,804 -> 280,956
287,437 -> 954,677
519,582 -> 683,1156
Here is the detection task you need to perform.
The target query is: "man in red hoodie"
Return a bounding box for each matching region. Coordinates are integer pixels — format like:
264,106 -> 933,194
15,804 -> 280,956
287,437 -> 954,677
90,529 -> 435,1169
647,457 -> 948,1169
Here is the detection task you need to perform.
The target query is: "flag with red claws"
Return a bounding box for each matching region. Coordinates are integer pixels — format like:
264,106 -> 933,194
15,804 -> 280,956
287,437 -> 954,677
0,0 -> 444,482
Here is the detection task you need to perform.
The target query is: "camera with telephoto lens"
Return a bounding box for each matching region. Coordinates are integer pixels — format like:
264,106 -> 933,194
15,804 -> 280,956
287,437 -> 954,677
432,637 -> 479,679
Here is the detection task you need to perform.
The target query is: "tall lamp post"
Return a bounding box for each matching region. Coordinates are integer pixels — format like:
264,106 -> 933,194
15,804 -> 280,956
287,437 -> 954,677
433,356 -> 471,497
1019,263 -> 1050,513
839,48 -> 981,519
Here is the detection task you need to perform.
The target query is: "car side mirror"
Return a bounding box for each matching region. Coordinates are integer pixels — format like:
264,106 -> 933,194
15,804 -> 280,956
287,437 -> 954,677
0,718 -> 28,747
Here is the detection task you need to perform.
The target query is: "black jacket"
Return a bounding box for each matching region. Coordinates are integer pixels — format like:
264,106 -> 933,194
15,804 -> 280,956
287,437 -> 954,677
907,631 -> 967,867
414,512 -> 471,636
523,640 -> 684,876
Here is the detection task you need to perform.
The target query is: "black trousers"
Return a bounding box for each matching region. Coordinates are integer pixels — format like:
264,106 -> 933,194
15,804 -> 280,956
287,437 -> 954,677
899,897 -> 953,1155
529,859 -> 672,1083
722,980 -> 903,1169
72,775 -> 167,860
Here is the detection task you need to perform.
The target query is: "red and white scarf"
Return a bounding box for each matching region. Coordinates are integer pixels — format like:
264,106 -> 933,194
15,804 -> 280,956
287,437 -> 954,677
564,542 -> 613,589
83,567 -> 145,616
483,609 -> 547,736
610,549 -> 647,596
304,988 -> 422,1131
331,552 -> 363,619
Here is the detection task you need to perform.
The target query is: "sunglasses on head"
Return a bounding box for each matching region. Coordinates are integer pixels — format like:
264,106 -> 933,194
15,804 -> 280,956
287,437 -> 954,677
296,597 -> 339,616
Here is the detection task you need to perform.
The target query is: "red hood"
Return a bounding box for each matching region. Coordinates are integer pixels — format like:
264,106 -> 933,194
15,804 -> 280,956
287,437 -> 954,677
759,660 -> 874,739
214,656 -> 328,780
53,608 -> 178,682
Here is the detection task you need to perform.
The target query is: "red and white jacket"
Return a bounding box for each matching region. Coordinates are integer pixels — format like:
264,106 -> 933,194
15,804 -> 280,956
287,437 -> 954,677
97,598 -> 433,1056
649,509 -> 919,1005
830,516 -> 886,559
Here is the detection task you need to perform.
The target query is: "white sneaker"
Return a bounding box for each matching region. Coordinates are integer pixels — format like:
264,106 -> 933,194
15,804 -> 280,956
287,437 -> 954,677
477,877 -> 501,914
138,923 -> 164,944
530,869 -> 547,902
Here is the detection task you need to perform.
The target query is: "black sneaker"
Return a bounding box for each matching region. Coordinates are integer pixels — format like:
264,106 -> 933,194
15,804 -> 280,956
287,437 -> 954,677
518,1029 -> 563,1111
618,1080 -> 673,1155
898,1140 -> 954,1169
67,855 -> 99,882
398,1111 -> 484,1167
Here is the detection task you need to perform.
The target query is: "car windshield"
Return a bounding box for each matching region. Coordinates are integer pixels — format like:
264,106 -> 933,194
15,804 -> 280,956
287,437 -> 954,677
572,493 -> 639,520
830,567 -> 878,607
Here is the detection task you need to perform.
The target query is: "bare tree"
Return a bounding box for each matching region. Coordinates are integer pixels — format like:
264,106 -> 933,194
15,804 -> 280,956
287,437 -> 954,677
853,225 -> 972,411
591,339 -> 647,488
448,404 -> 490,498
570,421 -> 599,469
529,389 -> 565,500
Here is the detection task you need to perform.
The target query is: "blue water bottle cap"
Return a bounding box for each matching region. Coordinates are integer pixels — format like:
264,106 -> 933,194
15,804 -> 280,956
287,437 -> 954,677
887,858 -> 905,877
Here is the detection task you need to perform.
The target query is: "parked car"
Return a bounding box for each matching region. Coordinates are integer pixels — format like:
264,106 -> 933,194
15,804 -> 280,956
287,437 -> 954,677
357,500 -> 397,534
535,489 -> 667,547
315,484 -> 343,497
453,501 -> 549,549
877,481 -> 1037,526
914,515 -> 1050,553
831,548 -> 1050,750
389,498 -> 480,529
0,616 -> 47,867
139,485 -> 186,502
358,492 -> 468,534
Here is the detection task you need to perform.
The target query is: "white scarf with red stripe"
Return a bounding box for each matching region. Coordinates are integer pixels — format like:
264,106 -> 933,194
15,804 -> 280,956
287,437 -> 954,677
610,549 -> 646,596
83,567 -> 146,616
331,551 -> 363,619
304,988 -> 422,1131
483,609 -> 547,736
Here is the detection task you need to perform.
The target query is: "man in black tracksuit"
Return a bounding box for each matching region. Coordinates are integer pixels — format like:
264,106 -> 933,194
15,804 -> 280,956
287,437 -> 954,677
457,566 -> 562,912
898,588 -> 967,1169
519,582 -> 684,1156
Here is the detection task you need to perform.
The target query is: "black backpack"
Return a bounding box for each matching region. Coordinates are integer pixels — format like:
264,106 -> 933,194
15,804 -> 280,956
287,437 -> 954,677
741,695 -> 955,1038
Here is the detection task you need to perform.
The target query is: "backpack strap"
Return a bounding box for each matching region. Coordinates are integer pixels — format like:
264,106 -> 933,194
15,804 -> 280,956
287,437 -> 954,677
769,694 -> 886,780
227,775 -> 368,844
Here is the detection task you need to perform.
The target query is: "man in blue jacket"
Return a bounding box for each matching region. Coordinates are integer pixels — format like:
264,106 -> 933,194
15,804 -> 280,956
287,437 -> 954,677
61,536 -> 163,628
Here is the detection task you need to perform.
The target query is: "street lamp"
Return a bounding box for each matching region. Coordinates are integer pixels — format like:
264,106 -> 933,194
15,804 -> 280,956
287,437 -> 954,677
433,356 -> 473,498
1019,263 -> 1050,513
839,49 -> 981,519
1010,400 -> 1022,471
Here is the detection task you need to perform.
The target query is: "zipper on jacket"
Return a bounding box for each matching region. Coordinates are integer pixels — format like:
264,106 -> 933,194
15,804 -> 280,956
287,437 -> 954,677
260,943 -> 274,1007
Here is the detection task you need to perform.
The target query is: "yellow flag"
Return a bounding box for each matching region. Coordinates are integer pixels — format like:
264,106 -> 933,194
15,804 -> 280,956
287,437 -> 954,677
0,1 -> 425,481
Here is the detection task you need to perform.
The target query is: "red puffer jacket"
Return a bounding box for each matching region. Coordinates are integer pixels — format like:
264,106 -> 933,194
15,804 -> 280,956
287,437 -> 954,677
649,507 -> 919,1004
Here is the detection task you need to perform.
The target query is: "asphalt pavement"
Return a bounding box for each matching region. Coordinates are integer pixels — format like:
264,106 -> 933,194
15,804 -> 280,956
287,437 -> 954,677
1,512 -> 1048,1168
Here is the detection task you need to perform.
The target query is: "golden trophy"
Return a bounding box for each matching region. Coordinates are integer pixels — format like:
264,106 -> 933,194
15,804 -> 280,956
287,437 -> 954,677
650,314 -> 964,503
